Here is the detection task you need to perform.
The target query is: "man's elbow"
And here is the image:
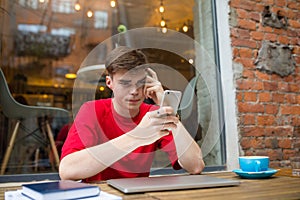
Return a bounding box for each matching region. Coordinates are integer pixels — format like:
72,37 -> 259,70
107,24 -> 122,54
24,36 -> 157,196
59,160 -> 78,181
189,159 -> 205,174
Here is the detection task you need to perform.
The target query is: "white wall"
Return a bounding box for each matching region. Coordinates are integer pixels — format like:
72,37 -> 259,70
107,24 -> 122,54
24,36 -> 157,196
215,0 -> 239,170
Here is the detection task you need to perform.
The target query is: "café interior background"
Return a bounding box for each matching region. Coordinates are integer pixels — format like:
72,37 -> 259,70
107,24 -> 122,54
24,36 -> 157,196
1,0 -> 223,175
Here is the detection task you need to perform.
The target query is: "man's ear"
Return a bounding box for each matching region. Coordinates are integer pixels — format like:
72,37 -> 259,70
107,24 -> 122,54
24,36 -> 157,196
106,76 -> 113,89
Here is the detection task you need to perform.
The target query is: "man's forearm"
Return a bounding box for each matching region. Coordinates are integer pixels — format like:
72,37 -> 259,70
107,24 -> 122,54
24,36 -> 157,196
172,122 -> 205,174
59,133 -> 139,180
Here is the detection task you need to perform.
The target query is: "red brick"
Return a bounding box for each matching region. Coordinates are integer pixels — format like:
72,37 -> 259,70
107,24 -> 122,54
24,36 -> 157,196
259,92 -> 272,102
238,102 -> 265,113
285,94 -> 297,104
230,28 -> 239,38
236,79 -> 263,90
242,69 -> 255,79
293,46 -> 300,54
256,71 -> 270,80
265,104 -> 279,114
249,12 -> 260,22
264,33 -> 278,42
250,31 -> 264,41
282,150 -> 298,160
236,91 -> 243,102
265,138 -> 278,148
294,126 -> 300,137
244,92 -> 257,102
289,20 -> 300,28
259,25 -> 273,33
297,95 -> 300,104
273,28 -> 285,35
288,83 -> 300,92
236,8 -> 248,19
243,114 -> 256,125
238,19 -> 257,30
281,105 -> 300,115
263,81 -> 278,91
275,0 -> 286,7
231,0 -> 256,11
240,137 -> 251,149
241,126 -> 265,136
278,138 -> 292,149
232,39 -> 257,48
257,115 -> 276,126
238,28 -> 251,39
239,48 -> 253,58
232,47 -> 239,58
278,35 -> 290,44
239,58 -> 255,68
287,2 -> 299,9
249,138 -> 264,148
272,93 -> 285,103
266,149 -> 283,160
278,82 -> 289,92
265,127 -> 294,137
271,74 -> 283,82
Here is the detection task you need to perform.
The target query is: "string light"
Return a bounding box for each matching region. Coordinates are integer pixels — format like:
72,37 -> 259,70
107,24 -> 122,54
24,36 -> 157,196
74,1 -> 81,11
110,0 -> 116,8
182,23 -> 188,32
87,9 -> 93,18
159,0 -> 164,13
160,17 -> 166,27
161,26 -> 167,33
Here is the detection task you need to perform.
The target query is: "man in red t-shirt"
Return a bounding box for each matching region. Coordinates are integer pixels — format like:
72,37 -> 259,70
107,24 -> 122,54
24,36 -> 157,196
59,46 -> 205,182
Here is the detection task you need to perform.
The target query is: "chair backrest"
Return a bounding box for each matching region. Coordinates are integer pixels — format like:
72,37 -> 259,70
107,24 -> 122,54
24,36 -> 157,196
0,68 -> 70,120
178,75 -> 199,121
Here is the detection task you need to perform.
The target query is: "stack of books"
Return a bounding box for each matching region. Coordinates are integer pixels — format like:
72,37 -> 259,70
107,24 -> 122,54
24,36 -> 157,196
5,180 -> 122,200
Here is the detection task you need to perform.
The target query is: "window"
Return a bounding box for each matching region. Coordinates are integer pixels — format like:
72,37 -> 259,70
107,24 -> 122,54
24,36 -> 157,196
52,0 -> 76,14
18,0 -> 47,10
51,28 -> 75,36
94,11 -> 108,29
18,24 -> 47,33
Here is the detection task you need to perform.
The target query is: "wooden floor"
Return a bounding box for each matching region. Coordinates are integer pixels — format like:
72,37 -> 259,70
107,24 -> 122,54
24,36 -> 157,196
0,169 -> 299,200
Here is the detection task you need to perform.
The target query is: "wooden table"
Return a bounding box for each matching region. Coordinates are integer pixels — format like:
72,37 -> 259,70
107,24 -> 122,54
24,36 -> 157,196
0,169 -> 299,200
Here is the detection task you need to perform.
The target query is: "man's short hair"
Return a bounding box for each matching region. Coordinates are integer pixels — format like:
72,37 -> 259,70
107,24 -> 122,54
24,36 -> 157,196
105,46 -> 148,76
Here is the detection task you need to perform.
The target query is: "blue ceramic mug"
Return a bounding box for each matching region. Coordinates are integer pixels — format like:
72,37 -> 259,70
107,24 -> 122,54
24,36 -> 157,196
239,156 -> 269,172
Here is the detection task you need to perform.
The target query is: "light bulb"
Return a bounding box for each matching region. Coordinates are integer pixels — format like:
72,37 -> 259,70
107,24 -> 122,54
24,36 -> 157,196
110,0 -> 116,8
159,5 -> 164,13
183,24 -> 188,32
160,19 -> 166,27
162,27 -> 167,33
74,2 -> 81,11
87,9 -> 93,18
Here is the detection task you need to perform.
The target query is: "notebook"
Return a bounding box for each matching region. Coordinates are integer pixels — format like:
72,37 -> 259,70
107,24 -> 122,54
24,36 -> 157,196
22,180 -> 100,200
107,174 -> 240,193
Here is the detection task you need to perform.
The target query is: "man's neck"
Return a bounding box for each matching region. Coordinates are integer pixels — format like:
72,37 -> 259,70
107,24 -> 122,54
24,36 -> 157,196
112,99 -> 139,118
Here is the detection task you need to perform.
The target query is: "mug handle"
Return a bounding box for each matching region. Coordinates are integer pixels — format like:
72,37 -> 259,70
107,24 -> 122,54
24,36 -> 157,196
255,160 -> 261,172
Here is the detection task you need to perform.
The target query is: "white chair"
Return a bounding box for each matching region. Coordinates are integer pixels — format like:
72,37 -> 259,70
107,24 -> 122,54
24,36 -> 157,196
178,75 -> 199,121
0,69 -> 70,174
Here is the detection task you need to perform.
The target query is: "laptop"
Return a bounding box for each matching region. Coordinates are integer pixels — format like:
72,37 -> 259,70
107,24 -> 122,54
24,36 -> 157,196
107,174 -> 240,193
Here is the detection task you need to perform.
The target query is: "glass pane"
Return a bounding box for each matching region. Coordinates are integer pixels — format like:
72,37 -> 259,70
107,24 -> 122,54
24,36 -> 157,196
0,0 -> 225,179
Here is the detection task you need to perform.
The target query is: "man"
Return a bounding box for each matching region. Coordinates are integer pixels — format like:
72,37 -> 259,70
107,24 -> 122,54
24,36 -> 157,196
59,46 -> 205,182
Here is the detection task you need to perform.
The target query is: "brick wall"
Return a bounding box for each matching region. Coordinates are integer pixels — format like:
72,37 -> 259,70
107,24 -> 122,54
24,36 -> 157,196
229,0 -> 300,168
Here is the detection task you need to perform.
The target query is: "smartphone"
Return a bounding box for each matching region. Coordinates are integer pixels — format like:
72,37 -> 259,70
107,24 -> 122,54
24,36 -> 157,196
160,90 -> 182,115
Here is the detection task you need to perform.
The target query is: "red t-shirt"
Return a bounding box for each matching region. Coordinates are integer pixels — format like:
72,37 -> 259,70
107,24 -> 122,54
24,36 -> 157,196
61,98 -> 181,182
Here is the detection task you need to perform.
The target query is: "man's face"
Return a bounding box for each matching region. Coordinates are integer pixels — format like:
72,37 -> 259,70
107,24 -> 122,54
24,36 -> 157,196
106,68 -> 146,116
